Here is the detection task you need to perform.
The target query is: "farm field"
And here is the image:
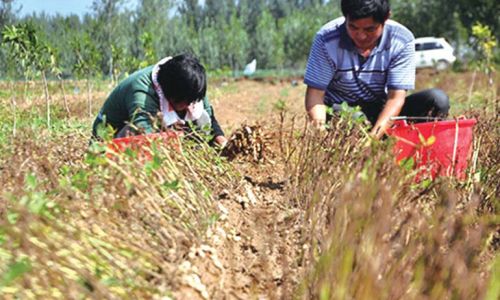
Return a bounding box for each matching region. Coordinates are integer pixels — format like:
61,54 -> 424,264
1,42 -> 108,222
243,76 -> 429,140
0,70 -> 499,299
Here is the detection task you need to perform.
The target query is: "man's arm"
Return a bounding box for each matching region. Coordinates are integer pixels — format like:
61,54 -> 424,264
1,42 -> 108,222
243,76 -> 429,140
377,37 -> 416,139
210,114 -> 227,147
305,86 -> 327,128
370,89 -> 406,139
202,96 -> 227,147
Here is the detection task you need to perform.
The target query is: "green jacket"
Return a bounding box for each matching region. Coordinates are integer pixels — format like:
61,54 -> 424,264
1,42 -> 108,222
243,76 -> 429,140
92,66 -> 222,138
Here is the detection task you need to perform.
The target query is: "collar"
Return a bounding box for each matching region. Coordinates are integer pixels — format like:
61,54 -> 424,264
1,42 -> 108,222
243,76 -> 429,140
152,56 -> 173,113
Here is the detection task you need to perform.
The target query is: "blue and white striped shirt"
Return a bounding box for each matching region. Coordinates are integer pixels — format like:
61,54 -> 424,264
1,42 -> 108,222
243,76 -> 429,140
304,17 -> 415,106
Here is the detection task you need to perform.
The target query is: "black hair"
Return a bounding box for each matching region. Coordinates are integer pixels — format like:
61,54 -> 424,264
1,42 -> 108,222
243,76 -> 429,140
158,53 -> 207,105
341,0 -> 390,24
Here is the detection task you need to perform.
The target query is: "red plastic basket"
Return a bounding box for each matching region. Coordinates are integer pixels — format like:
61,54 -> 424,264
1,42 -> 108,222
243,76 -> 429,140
387,118 -> 477,179
107,131 -> 181,160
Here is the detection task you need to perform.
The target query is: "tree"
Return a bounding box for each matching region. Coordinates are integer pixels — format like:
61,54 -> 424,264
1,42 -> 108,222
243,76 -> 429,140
71,32 -> 102,117
27,13 -> 82,114
90,0 -> 125,79
392,0 -> 457,40
222,10 -> 250,73
5,0 -> 498,76
236,0 -> 265,35
282,8 -> 331,68
198,24 -> 223,71
43,14 -> 84,75
2,22 -> 58,129
470,23 -> 497,115
137,31 -> 157,69
455,0 -> 500,41
267,0 -> 292,19
177,0 -> 202,31
254,8 -> 284,69
134,0 -> 173,61
0,0 -> 20,78
110,44 -> 126,83
166,16 -> 200,57
203,0 -> 235,24
0,0 -> 18,27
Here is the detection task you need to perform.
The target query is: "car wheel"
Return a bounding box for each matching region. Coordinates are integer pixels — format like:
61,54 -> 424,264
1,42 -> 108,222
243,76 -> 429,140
435,60 -> 450,71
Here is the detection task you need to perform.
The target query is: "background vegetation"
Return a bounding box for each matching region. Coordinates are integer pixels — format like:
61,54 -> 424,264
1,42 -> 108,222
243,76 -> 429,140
1,0 -> 499,79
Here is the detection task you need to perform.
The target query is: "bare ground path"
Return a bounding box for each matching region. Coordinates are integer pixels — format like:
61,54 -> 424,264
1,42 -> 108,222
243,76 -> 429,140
172,79 -> 307,299
173,164 -> 304,299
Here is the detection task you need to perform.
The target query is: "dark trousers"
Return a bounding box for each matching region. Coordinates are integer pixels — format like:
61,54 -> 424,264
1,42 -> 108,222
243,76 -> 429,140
338,88 -> 450,125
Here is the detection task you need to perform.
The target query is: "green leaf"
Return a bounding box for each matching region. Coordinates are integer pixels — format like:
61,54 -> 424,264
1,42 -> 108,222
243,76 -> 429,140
400,157 -> 415,171
418,132 -> 426,145
1,258 -> 32,287
25,173 -> 37,190
320,285 -> 331,300
207,213 -> 220,226
71,170 -> 89,191
273,99 -> 286,111
425,135 -> 436,146
0,228 -> 6,245
27,193 -> 48,215
7,212 -> 18,225
485,256 -> 500,300
124,147 -> 137,158
102,276 -> 120,287
325,106 -> 333,116
162,180 -> 180,191
152,155 -> 162,168
144,156 -> 162,176
420,179 -> 433,189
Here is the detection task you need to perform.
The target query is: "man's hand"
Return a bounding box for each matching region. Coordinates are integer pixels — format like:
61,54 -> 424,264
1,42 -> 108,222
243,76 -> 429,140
311,119 -> 326,131
371,90 -> 406,139
214,135 -> 228,148
305,86 -> 327,129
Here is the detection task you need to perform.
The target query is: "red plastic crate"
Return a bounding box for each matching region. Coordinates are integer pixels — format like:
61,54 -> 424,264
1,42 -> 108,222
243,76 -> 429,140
107,131 -> 181,160
387,118 -> 477,179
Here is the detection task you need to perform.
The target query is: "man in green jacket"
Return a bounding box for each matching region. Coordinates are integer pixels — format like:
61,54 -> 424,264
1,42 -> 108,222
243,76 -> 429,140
92,53 -> 227,147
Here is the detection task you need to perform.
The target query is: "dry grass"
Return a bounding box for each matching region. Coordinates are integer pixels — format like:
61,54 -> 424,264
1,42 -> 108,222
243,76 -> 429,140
282,113 -> 499,299
0,126 -> 239,298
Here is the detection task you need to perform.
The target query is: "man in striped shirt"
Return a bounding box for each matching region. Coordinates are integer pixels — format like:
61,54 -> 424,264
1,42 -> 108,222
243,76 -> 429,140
304,0 -> 450,138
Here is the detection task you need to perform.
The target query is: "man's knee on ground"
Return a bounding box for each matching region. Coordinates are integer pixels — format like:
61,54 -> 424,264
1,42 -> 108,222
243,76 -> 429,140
427,88 -> 450,116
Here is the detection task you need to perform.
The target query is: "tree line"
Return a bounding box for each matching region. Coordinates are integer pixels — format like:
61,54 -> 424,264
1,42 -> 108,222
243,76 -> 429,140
0,0 -> 499,80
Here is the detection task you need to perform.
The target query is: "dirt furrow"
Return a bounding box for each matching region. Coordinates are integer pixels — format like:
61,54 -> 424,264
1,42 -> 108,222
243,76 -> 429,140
173,164 -> 304,299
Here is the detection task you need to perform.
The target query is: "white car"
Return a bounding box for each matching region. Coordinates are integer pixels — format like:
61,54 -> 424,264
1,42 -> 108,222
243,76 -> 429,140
414,37 -> 456,71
